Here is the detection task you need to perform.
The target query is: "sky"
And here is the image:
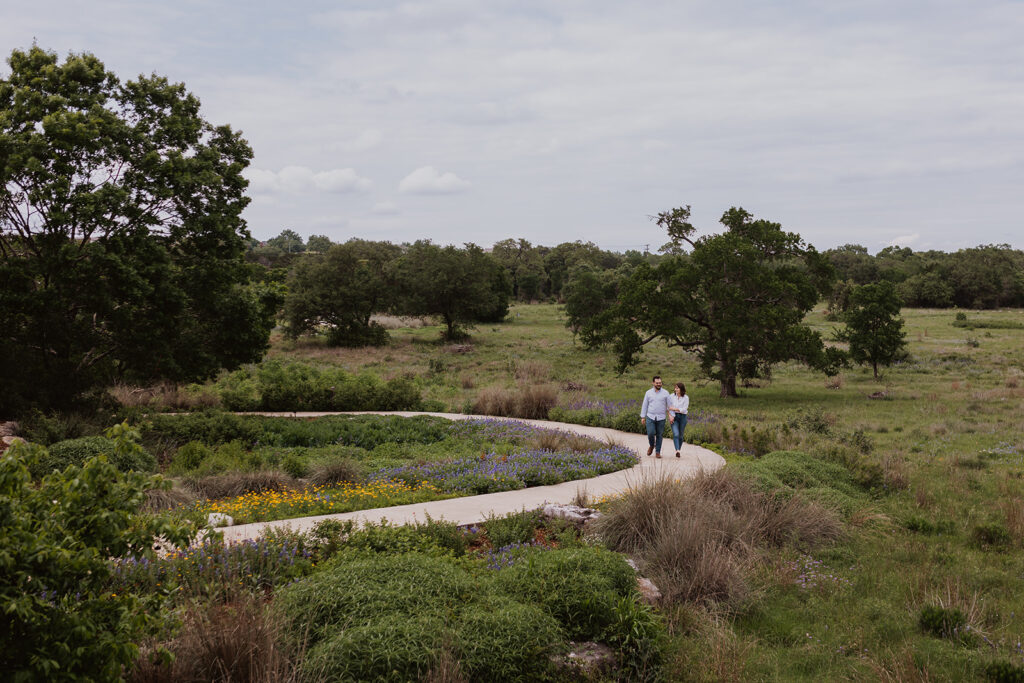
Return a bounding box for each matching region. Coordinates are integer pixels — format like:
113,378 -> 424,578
3,0 -> 1023,253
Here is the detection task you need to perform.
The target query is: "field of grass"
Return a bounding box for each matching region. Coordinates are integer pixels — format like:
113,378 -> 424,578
260,303 -> 1024,680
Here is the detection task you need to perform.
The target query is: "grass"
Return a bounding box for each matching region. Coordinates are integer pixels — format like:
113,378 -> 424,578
90,303 -> 1024,679
257,303 -> 1024,679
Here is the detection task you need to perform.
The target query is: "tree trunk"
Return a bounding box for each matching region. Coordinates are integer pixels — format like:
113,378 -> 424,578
719,374 -> 738,398
872,360 -> 879,379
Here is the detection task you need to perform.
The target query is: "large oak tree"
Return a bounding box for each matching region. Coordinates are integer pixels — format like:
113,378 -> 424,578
567,206 -> 843,397
0,47 -> 275,412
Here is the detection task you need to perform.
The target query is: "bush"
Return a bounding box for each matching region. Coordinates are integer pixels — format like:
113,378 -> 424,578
985,660 -> 1024,683
971,522 -> 1012,549
483,509 -> 543,548
604,595 -> 666,681
275,553 -> 476,647
303,614 -> 446,682
1,432 -> 193,681
491,547 -> 636,640
919,604 -> 968,639
455,597 -> 565,682
214,360 -> 425,412
29,434 -> 156,479
167,441 -> 214,474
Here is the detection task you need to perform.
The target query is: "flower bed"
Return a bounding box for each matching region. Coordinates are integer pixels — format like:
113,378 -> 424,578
191,480 -> 456,524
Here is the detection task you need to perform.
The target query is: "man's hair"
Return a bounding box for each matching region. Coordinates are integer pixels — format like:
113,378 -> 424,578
652,375 -> 661,382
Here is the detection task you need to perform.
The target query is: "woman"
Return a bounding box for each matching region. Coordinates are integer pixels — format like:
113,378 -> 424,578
668,382 -> 689,458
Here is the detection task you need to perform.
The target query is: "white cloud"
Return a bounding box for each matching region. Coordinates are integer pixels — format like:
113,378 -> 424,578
887,233 -> 921,248
398,166 -> 471,194
349,128 -> 383,151
244,166 -> 372,194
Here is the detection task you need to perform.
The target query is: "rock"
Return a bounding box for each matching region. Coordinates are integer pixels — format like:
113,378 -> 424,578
637,577 -> 662,604
0,421 -> 20,437
543,503 -> 603,526
553,641 -> 618,679
207,512 -> 234,528
626,558 -> 640,572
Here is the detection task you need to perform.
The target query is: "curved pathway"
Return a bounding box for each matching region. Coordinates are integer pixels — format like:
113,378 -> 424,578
220,412 -> 724,543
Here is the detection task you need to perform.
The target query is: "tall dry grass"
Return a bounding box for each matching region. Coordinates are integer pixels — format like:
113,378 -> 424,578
472,383 -> 558,420
130,596 -> 308,683
182,471 -> 298,500
593,470 -> 842,607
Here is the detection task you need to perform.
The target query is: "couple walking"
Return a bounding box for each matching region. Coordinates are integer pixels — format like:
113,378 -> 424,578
640,375 -> 689,459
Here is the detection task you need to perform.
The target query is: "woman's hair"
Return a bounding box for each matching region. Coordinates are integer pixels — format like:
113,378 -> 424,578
675,382 -> 686,396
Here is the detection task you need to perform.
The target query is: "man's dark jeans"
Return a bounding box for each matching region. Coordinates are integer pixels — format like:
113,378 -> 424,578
645,418 -> 664,455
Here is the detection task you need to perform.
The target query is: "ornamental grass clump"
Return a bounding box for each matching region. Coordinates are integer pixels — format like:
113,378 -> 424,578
594,469 -> 842,607
128,595 -> 303,683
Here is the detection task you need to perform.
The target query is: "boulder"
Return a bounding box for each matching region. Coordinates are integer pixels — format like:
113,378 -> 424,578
636,577 -> 662,604
207,512 -> 235,528
553,641 -> 618,679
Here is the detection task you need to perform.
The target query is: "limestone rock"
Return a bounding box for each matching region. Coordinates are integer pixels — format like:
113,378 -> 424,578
207,512 -> 235,528
543,503 -> 602,526
553,641 -> 618,679
637,577 -> 662,604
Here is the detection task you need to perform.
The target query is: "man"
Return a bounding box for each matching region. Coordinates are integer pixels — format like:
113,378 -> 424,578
640,375 -> 670,458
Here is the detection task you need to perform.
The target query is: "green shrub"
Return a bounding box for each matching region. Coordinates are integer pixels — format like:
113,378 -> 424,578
168,440 -> 214,474
303,614 -> 446,682
904,516 -> 956,535
491,547 -> 636,640
455,596 -> 565,682
972,522 -> 1012,549
604,595 -> 666,681
275,553 -> 476,646
280,452 -> 308,478
985,660 -> 1024,683
29,433 -> 156,479
213,360 -> 425,412
189,441 -> 252,476
1,433 -> 193,681
483,508 -> 543,548
919,604 -> 968,639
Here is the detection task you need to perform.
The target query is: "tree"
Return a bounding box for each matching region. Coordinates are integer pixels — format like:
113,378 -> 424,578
394,241 -> 510,341
282,239 -> 400,347
267,228 -> 305,254
1,424 -> 193,680
306,233 -> 332,253
0,47 -> 273,413
841,281 -> 907,378
567,206 -> 842,397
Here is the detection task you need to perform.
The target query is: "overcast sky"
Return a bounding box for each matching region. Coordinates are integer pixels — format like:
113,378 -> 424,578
4,1 -> 1023,252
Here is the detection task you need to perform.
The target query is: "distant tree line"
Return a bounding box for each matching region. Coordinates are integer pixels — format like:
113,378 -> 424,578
824,243 -> 1024,309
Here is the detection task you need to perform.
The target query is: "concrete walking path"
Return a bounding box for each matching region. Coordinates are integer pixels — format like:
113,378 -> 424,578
219,412 -> 725,543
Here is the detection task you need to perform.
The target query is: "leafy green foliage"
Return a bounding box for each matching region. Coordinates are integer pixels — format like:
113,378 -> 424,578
393,240 -> 511,340
28,434 -> 156,479
0,427 -> 193,681
214,360 -> 423,411
838,281 -> 908,378
483,508 -> 544,548
454,597 -> 565,682
282,239 -> 400,347
918,604 -> 968,640
490,546 -> 637,640
0,47 -> 274,414
567,206 -> 842,396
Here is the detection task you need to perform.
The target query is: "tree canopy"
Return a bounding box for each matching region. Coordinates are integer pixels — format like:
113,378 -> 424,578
839,281 -> 907,378
0,46 -> 274,413
567,206 -> 842,397
393,241 -> 510,341
282,239 -> 400,347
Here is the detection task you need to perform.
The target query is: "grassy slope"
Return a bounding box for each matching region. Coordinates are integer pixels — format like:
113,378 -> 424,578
270,304 -> 1024,680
